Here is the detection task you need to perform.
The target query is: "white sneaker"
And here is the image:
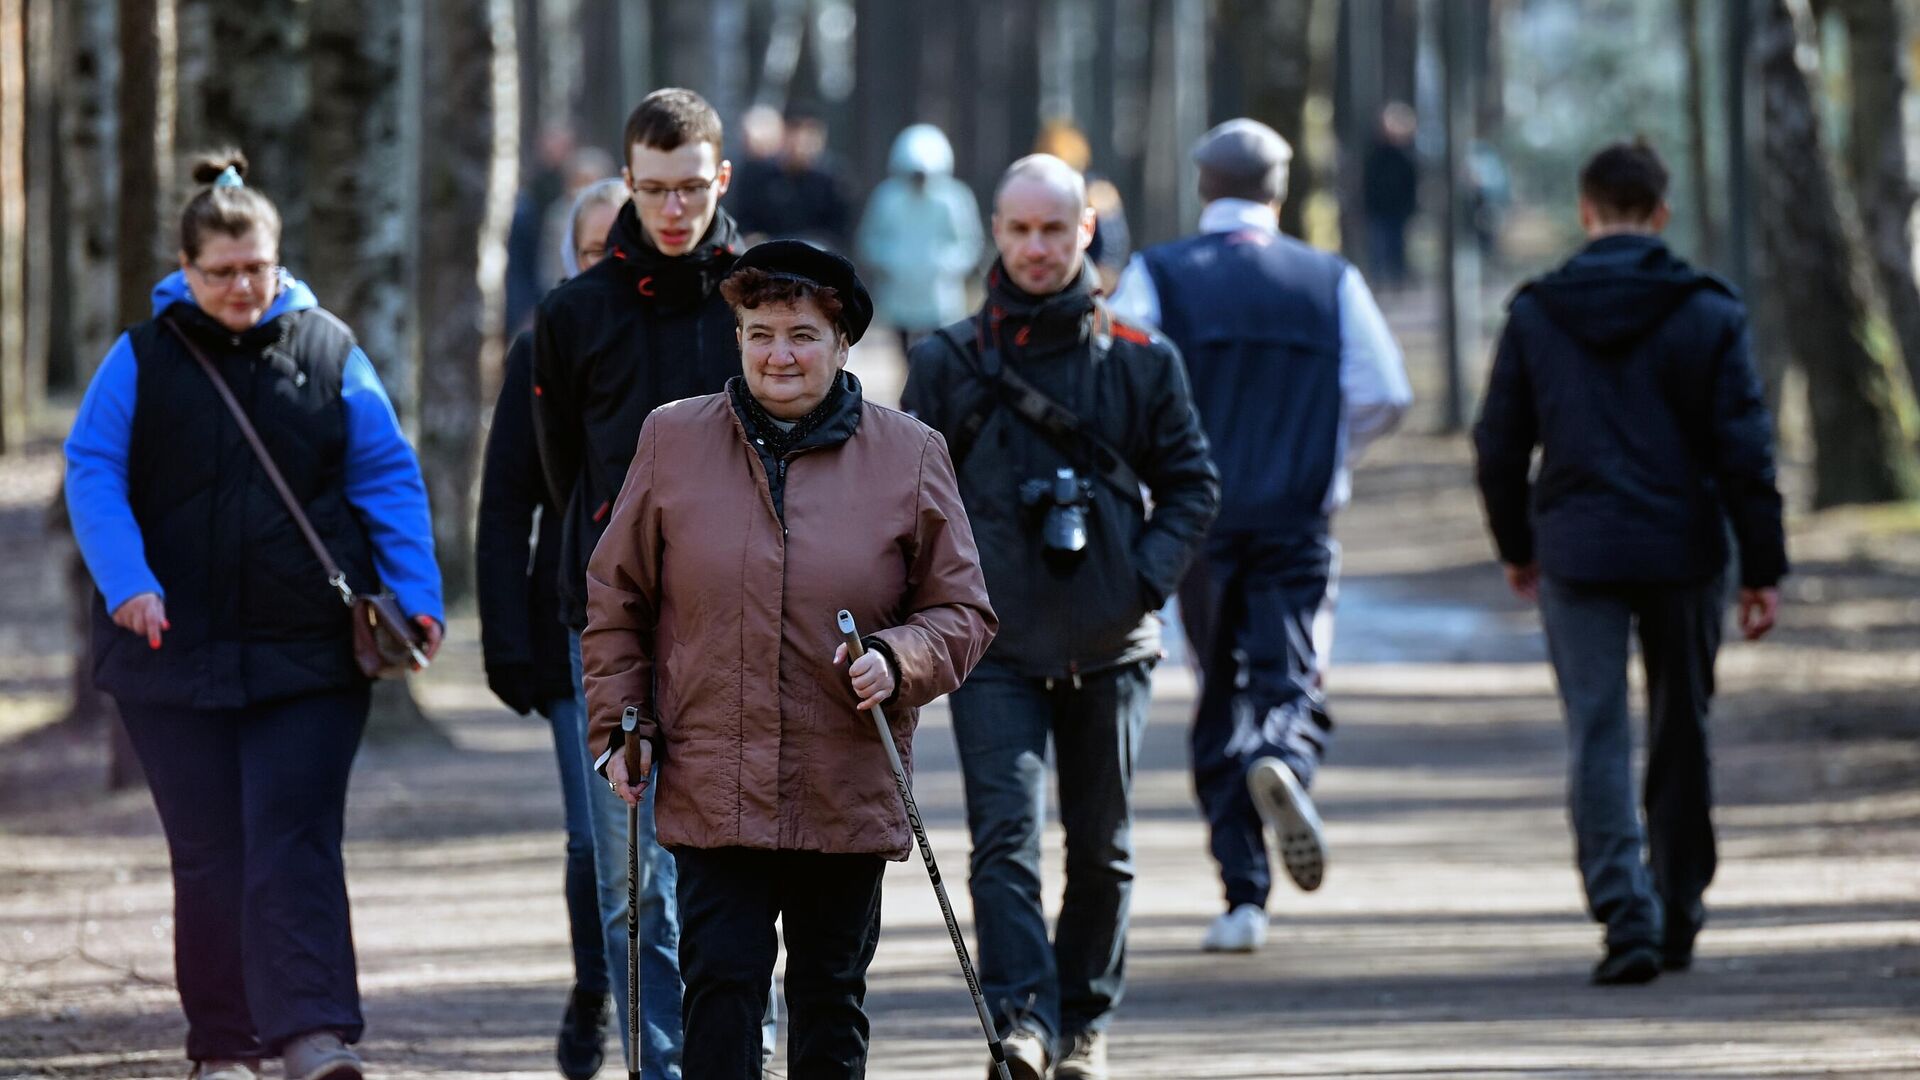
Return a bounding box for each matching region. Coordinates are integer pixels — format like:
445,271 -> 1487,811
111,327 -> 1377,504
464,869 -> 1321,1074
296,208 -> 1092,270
1201,903 -> 1268,952
1249,757 -> 1327,891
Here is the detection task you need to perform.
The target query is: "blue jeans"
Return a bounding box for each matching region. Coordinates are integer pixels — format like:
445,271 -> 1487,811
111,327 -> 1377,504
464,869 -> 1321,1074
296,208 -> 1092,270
543,693 -> 608,995
949,660 -> 1153,1044
570,635 -> 683,1077
1538,575 -> 1724,950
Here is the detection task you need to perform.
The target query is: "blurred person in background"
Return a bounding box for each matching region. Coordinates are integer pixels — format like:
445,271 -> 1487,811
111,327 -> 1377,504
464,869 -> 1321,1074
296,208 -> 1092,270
539,146 -> 621,291
64,151 -> 443,1080
1112,118 -> 1411,955
508,123 -> 583,333
725,104 -> 788,244
1362,102 -> 1420,289
856,123 -> 984,356
478,176 -> 628,1080
1473,139 -> 1785,987
727,104 -> 852,251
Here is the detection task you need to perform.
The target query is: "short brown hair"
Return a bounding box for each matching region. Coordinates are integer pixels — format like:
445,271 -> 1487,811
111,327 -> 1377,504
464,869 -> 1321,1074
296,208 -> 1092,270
179,149 -> 282,259
623,88 -> 723,157
1579,138 -> 1669,222
721,267 -> 846,334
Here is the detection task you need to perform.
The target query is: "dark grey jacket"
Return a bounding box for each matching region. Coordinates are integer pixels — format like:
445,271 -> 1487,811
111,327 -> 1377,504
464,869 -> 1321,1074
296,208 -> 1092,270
903,278 -> 1218,678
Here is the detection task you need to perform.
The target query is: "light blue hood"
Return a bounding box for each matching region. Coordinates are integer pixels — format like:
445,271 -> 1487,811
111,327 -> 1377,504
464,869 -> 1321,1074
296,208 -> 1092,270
149,267 -> 318,324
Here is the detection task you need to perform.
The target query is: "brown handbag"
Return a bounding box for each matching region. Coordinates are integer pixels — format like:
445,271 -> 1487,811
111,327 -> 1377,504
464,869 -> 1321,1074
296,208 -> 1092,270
164,317 -> 429,678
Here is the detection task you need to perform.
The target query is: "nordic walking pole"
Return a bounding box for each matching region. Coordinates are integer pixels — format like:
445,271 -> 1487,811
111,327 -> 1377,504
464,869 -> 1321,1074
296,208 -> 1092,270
836,611 -> 1014,1080
621,706 -> 644,1080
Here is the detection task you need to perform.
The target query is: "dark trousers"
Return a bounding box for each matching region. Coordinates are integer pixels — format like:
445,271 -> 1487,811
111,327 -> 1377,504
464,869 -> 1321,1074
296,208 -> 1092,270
948,660 -> 1152,1043
541,692 -> 608,994
673,847 -> 885,1080
1179,531 -> 1338,911
116,685 -> 371,1062
1537,574 -> 1724,949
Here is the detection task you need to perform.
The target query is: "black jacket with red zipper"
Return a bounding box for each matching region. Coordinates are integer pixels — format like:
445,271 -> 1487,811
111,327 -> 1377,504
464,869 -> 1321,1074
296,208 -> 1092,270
532,201 -> 742,627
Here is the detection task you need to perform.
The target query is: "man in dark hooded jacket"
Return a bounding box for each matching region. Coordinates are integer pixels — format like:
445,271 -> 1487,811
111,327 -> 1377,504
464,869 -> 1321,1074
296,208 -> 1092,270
1473,139 -> 1786,987
530,87 -> 742,1079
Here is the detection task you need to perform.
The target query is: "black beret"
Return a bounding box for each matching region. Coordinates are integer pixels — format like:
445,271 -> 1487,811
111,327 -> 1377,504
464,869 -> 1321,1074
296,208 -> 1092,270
726,239 -> 874,344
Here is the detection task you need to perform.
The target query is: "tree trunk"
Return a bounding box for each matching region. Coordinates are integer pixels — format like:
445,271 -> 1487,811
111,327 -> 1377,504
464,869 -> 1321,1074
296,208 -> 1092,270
419,0 -> 515,607
1839,0 -> 1920,406
1679,0 -> 1718,268
195,1 -> 310,268
1222,0 -> 1321,239
0,0 -> 28,453
1756,0 -> 1920,506
110,0 -> 176,790
309,0 -> 412,421
22,0 -> 54,401
59,0 -> 115,385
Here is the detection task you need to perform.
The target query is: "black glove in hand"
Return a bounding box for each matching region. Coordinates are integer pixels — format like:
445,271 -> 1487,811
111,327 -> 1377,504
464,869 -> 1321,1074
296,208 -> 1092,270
486,662 -> 540,716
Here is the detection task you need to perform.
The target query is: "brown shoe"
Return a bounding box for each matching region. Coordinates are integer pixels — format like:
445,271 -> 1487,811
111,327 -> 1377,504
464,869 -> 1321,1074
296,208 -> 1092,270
1056,1029 -> 1108,1080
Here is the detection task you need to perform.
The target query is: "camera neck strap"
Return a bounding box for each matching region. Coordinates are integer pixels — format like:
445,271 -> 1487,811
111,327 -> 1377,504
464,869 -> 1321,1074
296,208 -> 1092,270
933,307 -> 1145,510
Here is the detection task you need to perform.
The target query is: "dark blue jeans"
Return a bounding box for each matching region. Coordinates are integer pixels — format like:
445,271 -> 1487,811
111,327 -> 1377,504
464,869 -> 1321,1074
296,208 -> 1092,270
674,847 -> 885,1080
1179,531 -> 1338,910
1538,574 -> 1725,949
543,692 -> 608,995
949,660 -> 1152,1044
115,685 -> 371,1062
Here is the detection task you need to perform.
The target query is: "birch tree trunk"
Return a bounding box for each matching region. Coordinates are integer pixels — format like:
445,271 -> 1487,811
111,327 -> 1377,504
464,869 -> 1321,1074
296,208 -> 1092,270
418,0 -> 516,606
0,0 -> 28,453
309,0 -> 412,421
60,0 -> 115,383
1756,0 -> 1920,505
195,1 -> 310,268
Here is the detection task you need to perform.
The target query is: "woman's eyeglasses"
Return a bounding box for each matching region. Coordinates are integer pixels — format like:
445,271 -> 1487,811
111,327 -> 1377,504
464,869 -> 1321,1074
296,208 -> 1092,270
191,262 -> 278,289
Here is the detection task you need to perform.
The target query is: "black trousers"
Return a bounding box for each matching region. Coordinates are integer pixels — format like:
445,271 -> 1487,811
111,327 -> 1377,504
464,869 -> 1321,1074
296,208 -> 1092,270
116,685 -> 371,1062
1179,530 -> 1338,910
674,847 -> 886,1080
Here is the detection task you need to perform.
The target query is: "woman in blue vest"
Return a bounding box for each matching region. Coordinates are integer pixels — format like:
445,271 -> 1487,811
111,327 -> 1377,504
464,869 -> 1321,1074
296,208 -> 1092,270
64,151 -> 443,1080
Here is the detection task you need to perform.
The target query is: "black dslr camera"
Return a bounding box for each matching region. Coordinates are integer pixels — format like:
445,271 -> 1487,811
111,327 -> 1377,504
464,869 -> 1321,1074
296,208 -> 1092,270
1020,466 -> 1094,573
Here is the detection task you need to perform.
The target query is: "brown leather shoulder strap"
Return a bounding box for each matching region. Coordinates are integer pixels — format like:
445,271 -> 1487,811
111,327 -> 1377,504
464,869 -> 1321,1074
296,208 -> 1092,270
160,316 -> 356,607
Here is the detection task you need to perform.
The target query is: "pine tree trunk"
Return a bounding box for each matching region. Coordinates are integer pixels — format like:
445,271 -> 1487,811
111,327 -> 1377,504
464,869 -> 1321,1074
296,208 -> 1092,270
59,0 -> 115,384
418,0 -> 515,607
1680,0 -> 1718,268
109,0 -> 176,790
1222,0 -> 1320,239
1839,0 -> 1920,406
1756,0 -> 1920,506
196,1 -> 310,268
309,0 -> 411,421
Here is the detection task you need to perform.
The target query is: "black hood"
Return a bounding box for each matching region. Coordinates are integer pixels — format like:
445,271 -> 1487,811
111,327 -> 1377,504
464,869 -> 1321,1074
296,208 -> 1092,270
1519,234 -> 1733,354
603,201 -> 742,312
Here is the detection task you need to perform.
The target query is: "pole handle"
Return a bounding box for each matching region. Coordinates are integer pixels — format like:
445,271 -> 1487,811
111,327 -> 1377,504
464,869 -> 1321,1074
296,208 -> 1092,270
620,705 -> 644,782
836,609 -> 865,660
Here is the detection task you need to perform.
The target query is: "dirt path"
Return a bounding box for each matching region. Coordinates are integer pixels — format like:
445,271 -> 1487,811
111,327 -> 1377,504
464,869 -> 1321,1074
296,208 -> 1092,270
4,330 -> 1919,1077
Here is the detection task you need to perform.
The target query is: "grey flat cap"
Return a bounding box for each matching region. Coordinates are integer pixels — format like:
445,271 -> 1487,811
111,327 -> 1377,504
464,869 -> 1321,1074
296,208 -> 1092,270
1192,118 -> 1293,200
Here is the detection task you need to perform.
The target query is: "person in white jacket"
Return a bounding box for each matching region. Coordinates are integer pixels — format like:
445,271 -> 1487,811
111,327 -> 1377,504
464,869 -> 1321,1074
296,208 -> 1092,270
856,124 -> 983,356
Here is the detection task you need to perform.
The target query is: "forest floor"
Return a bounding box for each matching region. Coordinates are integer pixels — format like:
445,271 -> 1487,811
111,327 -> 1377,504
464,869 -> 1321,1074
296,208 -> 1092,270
2,297 -> 1917,1079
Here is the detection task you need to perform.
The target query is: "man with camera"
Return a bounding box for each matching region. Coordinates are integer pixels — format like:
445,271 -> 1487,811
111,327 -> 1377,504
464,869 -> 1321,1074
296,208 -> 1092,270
902,154 -> 1218,1080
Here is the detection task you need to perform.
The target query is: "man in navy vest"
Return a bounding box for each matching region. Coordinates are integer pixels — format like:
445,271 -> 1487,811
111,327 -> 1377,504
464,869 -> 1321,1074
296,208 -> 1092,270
1111,118 -> 1412,954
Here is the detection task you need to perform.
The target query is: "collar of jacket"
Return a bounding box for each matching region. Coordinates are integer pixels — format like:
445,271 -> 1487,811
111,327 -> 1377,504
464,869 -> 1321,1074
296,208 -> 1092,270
605,201 -> 743,312
981,259 -> 1098,359
163,298 -> 292,354
727,370 -> 864,458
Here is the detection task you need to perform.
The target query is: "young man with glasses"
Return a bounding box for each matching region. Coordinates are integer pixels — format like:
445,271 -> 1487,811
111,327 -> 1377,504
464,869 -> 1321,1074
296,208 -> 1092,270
530,87 -> 743,1080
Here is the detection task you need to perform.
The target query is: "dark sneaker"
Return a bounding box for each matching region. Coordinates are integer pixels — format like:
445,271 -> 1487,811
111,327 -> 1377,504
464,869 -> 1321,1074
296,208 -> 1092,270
556,986 -> 609,1080
1055,1029 -> 1108,1080
1591,943 -> 1663,986
994,1027 -> 1051,1080
1248,757 -> 1327,891
281,1031 -> 363,1080
1663,918 -> 1699,972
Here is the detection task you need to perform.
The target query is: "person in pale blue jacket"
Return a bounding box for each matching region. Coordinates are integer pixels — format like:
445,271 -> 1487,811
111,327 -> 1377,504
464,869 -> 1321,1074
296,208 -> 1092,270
64,151 -> 441,1080
855,124 -> 984,355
